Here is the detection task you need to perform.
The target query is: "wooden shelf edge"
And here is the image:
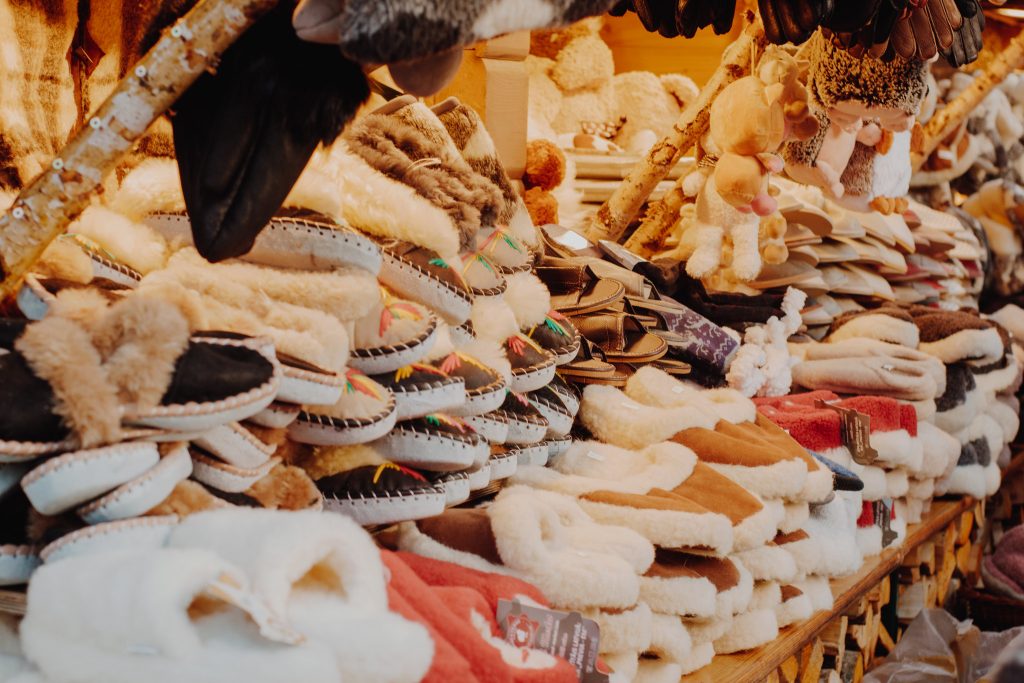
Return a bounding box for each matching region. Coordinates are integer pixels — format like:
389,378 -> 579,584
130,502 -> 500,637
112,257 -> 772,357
682,497 -> 974,683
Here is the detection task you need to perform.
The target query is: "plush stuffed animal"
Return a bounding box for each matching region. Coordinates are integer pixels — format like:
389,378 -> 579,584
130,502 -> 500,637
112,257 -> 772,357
758,46 -> 819,142
684,76 -> 786,281
522,139 -> 567,225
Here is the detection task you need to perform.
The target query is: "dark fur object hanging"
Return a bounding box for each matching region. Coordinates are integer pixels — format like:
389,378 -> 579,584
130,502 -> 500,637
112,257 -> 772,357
172,2 -> 369,262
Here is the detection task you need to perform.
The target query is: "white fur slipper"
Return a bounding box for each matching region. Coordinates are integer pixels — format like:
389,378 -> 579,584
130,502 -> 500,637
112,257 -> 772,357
349,293 -> 438,376
77,445 -> 194,523
734,544 -> 798,583
246,402 -> 301,429
580,384 -> 718,450
21,547 -> 338,683
374,414 -> 489,472
712,608 -> 779,654
190,450 -> 279,494
584,602 -> 653,654
168,509 -> 433,683
40,514 -> 178,564
776,585 -> 814,627
640,551 -> 740,619
636,659 -> 683,683
678,640 -> 716,675
22,442 -> 161,515
398,486 -> 653,611
193,423 -> 276,469
318,463 -> 446,526
462,411 -> 510,444
290,371 -> 399,446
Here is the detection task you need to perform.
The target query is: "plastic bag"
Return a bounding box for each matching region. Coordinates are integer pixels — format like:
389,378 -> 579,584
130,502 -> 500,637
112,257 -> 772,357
864,609 -> 1024,683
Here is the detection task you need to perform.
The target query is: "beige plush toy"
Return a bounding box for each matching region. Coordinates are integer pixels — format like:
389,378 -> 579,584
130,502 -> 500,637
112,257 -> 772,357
757,47 -> 819,143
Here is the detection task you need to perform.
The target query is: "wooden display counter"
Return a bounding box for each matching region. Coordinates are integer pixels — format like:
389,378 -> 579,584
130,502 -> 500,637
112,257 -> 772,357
683,496 -> 979,683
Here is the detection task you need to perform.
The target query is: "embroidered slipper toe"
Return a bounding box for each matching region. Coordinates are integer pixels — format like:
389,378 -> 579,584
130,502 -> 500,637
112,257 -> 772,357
193,422 -> 276,469
537,264 -> 626,316
289,370 -> 398,446
77,445 -> 194,524
431,352 -> 507,416
190,449 -> 280,493
460,252 -> 507,299
462,411 -> 510,444
378,241 -> 473,325
349,293 -> 438,375
477,227 -> 535,274
375,414 -> 489,472
370,363 -> 466,420
524,311 -> 581,366
427,470 -> 471,506
494,391 -> 549,445
275,353 -> 345,407
145,210 -> 383,274
21,442 -> 161,515
246,402 -> 301,429
506,334 -> 557,393
318,463 -> 446,526
526,386 -> 574,438
39,514 -> 179,564
487,447 -> 519,482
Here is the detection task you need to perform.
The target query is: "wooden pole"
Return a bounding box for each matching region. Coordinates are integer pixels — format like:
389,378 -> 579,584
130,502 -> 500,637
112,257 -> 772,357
623,166 -> 690,257
582,11 -> 766,244
0,0 -> 278,299
911,27 -> 1024,172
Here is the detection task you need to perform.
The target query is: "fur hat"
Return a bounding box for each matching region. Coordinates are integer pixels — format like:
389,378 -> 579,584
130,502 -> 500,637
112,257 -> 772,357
912,309 -> 1004,364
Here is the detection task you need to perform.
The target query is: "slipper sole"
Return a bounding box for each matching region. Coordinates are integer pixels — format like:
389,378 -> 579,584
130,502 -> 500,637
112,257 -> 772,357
512,443 -> 550,467
323,488 -> 446,527
488,452 -> 518,482
462,412 -> 510,444
348,317 -> 439,375
289,396 -> 399,446
77,445 -> 194,524
40,515 -> 179,564
247,402 -> 301,429
193,422 -> 276,469
22,442 -> 160,515
446,379 -> 508,418
390,378 -> 466,421
466,463 -> 492,490
380,251 -> 472,326
376,423 -> 488,472
190,450 -> 279,493
510,360 -> 557,393
527,396 -> 574,438
242,217 -> 383,274
0,545 -> 40,586
433,472 -> 471,506
276,365 -> 345,406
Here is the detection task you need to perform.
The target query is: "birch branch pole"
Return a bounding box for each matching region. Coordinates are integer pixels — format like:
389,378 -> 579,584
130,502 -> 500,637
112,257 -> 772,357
0,0 -> 278,300
582,12 -> 767,245
910,27 -> 1024,172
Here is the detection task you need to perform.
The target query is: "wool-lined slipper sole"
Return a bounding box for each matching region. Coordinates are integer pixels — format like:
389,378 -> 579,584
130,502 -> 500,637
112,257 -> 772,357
0,462 -> 30,498
0,544 -> 40,585
123,338 -> 281,432
462,411 -> 510,444
348,317 -> 439,376
88,251 -> 142,288
17,275 -> 55,321
191,450 -> 280,493
0,437 -> 75,464
22,442 -> 160,515
374,416 -> 489,472
323,488 -> 446,527
247,402 -> 301,429
488,450 -> 518,482
276,359 -> 345,407
462,253 -> 507,300
192,422 -> 276,469
527,390 -> 574,438
429,470 -> 471,506
477,227 -> 534,274
290,394 -> 399,447
548,374 -> 581,416
466,461 -> 492,490
77,446 -> 194,524
547,436 -> 573,458
40,515 -> 178,564
447,380 -> 508,417
376,375 -> 466,421
380,251 -> 473,325
510,359 -> 557,393
497,393 -> 550,445
511,443 -> 549,467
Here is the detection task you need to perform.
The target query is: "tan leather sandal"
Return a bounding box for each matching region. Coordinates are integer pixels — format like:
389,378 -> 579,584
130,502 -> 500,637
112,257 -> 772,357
536,264 -> 625,316
571,312 -> 668,364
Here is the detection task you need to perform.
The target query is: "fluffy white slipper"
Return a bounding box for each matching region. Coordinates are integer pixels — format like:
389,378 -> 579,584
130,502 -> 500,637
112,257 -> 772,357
77,445 -> 194,523
580,384 -> 717,449
168,509 -> 433,683
791,575 -> 834,611
246,402 -> 301,429
635,659 -> 683,683
678,640 -> 715,675
712,608 -> 779,654
40,516 -> 179,564
734,544 -> 798,583
584,602 -> 653,654
22,442 -> 160,515
776,586 -> 814,627
778,502 -> 811,533
193,423 -> 276,469
648,611 -> 693,664
21,547 -> 338,683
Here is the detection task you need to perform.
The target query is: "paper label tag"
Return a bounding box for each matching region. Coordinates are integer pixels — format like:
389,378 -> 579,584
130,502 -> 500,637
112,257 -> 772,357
815,401 -> 879,465
496,599 -> 608,683
875,498 -> 897,548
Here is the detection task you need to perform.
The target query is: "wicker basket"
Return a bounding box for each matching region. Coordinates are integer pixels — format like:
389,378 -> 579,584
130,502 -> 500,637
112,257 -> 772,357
952,584 -> 1024,632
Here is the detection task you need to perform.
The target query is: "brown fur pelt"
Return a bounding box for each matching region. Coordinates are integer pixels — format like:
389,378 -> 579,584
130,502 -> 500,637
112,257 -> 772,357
344,114 -> 501,251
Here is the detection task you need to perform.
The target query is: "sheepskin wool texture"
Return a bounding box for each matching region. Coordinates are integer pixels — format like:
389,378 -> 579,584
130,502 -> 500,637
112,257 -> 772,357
673,462 -> 778,552
297,444 -> 387,480
625,367 -> 756,425
646,612 -> 693,666
34,238 -> 94,284
470,297 -> 521,344
15,316 -> 121,448
345,103 -> 501,251
915,311 -> 1005,364
434,99 -> 520,227
109,158 -> 186,220
583,602 -> 653,654
328,142 -> 461,259
282,152 -> 344,219
169,510 -> 433,683
503,273 -> 552,329
20,548 -> 340,683
70,205 -> 169,274
712,608 -> 779,655
734,544 -> 798,583
827,308 -> 920,348
579,385 -> 718,449
935,362 -> 986,434
775,587 -> 813,628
